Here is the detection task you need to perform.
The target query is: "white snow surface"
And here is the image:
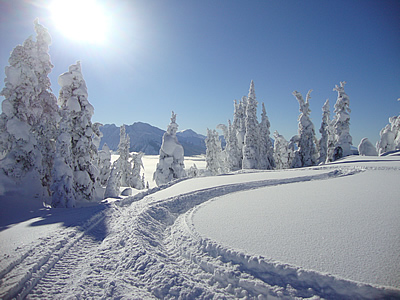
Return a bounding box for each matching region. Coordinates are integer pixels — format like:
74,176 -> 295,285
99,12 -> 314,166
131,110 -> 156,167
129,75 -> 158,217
0,155 -> 399,299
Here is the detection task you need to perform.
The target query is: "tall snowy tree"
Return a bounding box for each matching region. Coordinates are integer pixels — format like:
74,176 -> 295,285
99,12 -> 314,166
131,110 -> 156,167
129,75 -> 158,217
205,128 -> 226,175
332,81 -> 353,160
318,99 -> 330,164
232,99 -> 245,169
273,131 -> 293,169
242,80 -> 259,169
0,19 -> 58,196
153,112 -> 186,186
224,120 -> 241,171
291,90 -> 317,168
131,152 -> 145,189
258,102 -> 275,169
51,116 -> 75,208
98,143 -> 111,186
56,61 -> 99,202
116,125 -> 132,187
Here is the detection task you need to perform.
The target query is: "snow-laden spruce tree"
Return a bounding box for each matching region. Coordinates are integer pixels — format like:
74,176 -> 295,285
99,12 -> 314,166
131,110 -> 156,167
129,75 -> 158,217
224,120 -> 241,171
318,99 -> 330,164
376,99 -> 400,155
131,152 -> 145,189
0,19 -> 58,196
153,112 -> 186,186
291,90 -> 317,168
258,102 -> 275,169
358,138 -> 378,156
332,81 -> 353,160
232,96 -> 247,169
98,143 -> 111,186
273,131 -> 293,169
51,116 -> 75,208
242,80 -> 259,169
116,125 -> 132,187
205,128 -> 227,175
104,161 -> 121,198
57,61 -> 100,202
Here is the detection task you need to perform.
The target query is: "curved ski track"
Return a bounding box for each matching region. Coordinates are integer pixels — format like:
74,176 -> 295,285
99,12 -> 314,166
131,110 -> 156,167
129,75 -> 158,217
1,167 -> 399,299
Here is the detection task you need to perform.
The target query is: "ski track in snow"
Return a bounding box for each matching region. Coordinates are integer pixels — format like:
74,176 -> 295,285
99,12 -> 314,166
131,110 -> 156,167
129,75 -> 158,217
1,166 -> 400,299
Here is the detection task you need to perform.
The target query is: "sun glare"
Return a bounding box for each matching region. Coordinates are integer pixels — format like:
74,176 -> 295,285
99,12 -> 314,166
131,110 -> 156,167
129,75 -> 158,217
49,0 -> 109,44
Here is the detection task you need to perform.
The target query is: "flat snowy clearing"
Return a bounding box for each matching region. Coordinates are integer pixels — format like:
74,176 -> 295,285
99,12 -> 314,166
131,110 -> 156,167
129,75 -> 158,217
0,155 -> 399,299
193,159 -> 400,288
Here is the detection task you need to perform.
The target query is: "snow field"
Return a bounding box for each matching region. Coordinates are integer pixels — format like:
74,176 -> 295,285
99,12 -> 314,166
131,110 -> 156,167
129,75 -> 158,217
1,155 -> 399,299
193,168 -> 400,288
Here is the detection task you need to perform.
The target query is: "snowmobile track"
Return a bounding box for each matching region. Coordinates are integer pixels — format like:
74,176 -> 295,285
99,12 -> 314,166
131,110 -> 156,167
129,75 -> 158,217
0,209 -> 107,300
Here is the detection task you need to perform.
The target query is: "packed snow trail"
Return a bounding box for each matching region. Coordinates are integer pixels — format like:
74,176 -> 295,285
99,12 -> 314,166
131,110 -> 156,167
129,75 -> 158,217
1,166 -> 399,299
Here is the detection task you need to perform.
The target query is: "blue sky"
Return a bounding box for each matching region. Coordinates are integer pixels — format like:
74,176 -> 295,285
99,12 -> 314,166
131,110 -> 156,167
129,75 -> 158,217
1,0 -> 399,146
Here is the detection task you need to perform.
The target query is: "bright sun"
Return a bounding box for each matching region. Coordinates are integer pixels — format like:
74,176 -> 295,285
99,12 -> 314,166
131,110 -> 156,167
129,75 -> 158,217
49,0 -> 109,44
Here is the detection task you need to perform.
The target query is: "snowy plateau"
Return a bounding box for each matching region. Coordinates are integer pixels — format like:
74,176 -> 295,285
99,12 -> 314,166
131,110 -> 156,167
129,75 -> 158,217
0,154 -> 400,299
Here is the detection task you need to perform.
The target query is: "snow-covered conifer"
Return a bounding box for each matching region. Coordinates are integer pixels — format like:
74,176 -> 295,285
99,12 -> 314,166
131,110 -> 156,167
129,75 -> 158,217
224,120 -> 241,171
377,100 -> 400,155
51,117 -> 75,208
153,112 -> 186,186
258,102 -> 275,169
376,124 -> 395,155
131,152 -> 145,189
104,161 -> 121,198
273,131 -> 293,169
332,81 -> 353,160
57,61 -> 99,202
358,138 -> 378,156
291,90 -> 317,168
0,19 -> 58,195
205,128 -> 226,175
98,143 -> 111,186
187,164 -> 199,177
242,80 -> 259,169
318,99 -> 330,164
116,125 -> 132,187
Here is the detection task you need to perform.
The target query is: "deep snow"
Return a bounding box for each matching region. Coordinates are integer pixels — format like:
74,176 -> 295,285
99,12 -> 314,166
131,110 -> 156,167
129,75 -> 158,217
0,154 -> 399,299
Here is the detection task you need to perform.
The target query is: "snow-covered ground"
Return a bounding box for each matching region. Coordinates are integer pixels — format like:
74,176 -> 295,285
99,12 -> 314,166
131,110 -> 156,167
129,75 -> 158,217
1,154 -> 399,299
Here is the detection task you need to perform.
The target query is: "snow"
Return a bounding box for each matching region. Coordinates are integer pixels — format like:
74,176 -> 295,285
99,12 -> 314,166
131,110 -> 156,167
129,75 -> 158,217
0,155 -> 399,299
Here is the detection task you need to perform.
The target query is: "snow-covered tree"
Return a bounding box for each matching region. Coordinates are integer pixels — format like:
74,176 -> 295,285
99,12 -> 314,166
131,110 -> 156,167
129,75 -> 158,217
51,117 -> 75,208
332,81 -> 352,160
104,161 -> 121,198
377,100 -> 400,155
116,125 -> 132,187
242,80 -> 259,169
131,152 -> 145,189
358,138 -> 378,156
291,90 -> 317,168
258,102 -> 275,169
273,131 -> 293,169
232,97 -> 247,168
205,128 -> 226,175
224,120 -> 241,171
318,99 -> 330,164
56,61 -> 99,202
153,112 -> 186,186
376,124 -> 396,155
187,164 -> 199,178
98,143 -> 111,186
0,19 -> 58,196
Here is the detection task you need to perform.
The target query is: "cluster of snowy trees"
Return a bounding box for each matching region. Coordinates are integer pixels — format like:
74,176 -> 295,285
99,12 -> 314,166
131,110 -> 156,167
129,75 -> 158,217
0,20 -> 147,207
205,80 -> 355,174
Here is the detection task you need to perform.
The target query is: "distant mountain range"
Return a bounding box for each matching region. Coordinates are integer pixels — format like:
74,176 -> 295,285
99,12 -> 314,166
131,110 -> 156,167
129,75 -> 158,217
99,122 -> 207,156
